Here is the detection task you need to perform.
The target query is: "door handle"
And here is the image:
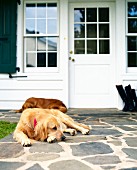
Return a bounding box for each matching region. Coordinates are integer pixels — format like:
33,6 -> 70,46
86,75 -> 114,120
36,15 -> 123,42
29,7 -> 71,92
0,37 -> 8,41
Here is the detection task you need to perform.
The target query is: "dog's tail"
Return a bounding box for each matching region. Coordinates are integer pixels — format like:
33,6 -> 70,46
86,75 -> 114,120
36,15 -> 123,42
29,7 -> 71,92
15,108 -> 23,113
59,106 -> 67,113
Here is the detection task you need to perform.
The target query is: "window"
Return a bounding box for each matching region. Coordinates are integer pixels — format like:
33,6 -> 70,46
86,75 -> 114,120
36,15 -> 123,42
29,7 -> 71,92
74,7 -> 110,54
24,2 -> 58,72
127,2 -> 137,67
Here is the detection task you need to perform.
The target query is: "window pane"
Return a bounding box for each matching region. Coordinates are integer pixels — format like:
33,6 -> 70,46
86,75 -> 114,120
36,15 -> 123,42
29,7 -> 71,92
47,19 -> 57,34
37,37 -> 46,51
26,38 -> 36,51
37,19 -> 46,34
37,53 -> 46,67
87,40 -> 97,54
128,53 -> 137,67
128,37 -> 137,51
48,53 -> 57,67
37,4 -> 46,18
128,19 -> 137,33
87,24 -> 97,38
26,53 -> 36,67
74,8 -> 85,22
99,24 -> 109,38
99,8 -> 109,22
26,19 -> 35,34
87,8 -> 97,22
99,40 -> 110,54
74,24 -> 85,38
47,3 -> 57,18
26,4 -> 35,18
74,40 -> 85,54
128,2 -> 137,17
47,37 -> 57,51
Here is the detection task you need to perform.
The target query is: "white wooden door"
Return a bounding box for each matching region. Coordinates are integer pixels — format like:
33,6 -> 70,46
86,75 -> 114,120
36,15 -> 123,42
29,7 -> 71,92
69,2 -> 116,108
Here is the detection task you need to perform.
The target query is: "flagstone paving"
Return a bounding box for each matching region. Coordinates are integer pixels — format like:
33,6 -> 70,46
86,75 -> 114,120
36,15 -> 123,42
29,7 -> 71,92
0,108 -> 137,170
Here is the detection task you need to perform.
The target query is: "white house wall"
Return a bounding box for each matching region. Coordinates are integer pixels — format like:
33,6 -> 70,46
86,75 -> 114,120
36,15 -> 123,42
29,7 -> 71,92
0,0 -> 69,110
115,0 -> 137,110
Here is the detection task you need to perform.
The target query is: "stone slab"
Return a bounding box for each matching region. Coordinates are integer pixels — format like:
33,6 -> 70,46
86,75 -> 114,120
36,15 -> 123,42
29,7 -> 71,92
124,137 -> 137,147
27,153 -> 60,161
122,148 -> 137,160
83,155 -> 121,165
71,142 -> 113,156
0,161 -> 25,170
26,163 -> 44,170
49,160 -> 93,170
0,143 -> 24,158
29,142 -> 63,153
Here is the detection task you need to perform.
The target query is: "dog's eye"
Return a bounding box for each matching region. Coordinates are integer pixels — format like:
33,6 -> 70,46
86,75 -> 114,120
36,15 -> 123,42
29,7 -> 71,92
53,126 -> 57,130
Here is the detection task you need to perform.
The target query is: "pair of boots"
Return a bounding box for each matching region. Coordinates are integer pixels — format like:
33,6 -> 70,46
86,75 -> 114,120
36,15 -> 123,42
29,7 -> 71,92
116,84 -> 137,112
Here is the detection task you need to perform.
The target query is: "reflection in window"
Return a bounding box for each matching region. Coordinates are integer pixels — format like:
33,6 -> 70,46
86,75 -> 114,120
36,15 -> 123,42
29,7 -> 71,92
74,7 -> 110,54
74,24 -> 85,38
87,24 -> 97,38
128,2 -> 137,17
48,53 -> 57,67
87,40 -> 97,54
37,53 -> 46,67
74,40 -> 85,54
74,8 -> 85,22
25,37 -> 58,68
127,2 -> 137,67
25,3 -> 57,34
26,53 -> 36,67
99,8 -> 109,22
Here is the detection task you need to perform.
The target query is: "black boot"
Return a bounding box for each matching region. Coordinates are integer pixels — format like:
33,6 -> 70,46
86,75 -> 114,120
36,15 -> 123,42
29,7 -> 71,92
125,84 -> 135,112
116,85 -> 131,112
131,89 -> 137,111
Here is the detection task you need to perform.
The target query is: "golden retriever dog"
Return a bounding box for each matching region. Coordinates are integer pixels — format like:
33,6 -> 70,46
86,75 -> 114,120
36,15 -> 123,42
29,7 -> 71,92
13,108 -> 91,146
15,97 -> 67,113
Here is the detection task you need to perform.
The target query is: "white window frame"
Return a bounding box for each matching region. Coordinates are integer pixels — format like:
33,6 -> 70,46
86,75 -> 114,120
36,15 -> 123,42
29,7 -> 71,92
23,0 -> 59,73
126,0 -> 137,73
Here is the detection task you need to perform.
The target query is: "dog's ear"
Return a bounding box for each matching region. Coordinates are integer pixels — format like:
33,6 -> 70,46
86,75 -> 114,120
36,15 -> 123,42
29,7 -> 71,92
47,121 -> 56,129
34,121 -> 48,141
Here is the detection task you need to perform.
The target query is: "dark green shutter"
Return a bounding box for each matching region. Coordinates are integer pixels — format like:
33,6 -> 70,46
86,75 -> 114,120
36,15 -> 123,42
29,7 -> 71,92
0,0 -> 17,73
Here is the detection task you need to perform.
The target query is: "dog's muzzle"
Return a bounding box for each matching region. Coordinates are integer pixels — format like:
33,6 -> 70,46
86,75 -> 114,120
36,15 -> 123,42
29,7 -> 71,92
61,135 -> 66,141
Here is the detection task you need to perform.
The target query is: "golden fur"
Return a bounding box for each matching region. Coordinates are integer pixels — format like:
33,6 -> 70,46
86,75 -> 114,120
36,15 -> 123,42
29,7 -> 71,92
13,108 -> 91,146
15,97 -> 67,113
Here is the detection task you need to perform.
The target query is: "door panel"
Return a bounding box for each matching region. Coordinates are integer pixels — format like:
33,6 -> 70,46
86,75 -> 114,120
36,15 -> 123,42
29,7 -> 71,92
69,2 -> 116,108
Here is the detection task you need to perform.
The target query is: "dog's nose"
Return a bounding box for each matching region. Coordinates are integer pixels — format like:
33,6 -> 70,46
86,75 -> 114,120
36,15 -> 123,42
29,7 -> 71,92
61,135 -> 66,141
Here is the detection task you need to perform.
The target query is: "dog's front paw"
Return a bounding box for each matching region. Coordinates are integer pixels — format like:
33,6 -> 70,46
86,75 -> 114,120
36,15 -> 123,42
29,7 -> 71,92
88,125 -> 92,130
21,139 -> 31,147
47,136 -> 57,143
82,129 -> 90,135
70,129 -> 77,136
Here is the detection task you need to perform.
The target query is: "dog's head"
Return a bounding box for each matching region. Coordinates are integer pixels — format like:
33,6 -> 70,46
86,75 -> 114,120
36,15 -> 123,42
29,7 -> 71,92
33,114 -> 66,142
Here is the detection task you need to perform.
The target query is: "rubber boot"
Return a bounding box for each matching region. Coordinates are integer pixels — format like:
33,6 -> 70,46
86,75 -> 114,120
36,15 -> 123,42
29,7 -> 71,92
131,89 -> 137,111
116,85 -> 130,112
125,84 -> 135,112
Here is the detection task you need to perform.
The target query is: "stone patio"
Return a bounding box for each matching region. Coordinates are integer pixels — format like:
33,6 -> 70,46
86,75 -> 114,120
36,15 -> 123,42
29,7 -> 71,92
0,108 -> 137,170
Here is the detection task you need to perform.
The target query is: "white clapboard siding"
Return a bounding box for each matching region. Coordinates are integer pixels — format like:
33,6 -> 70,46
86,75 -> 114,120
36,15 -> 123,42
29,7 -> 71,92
0,79 -> 65,110
0,80 -> 63,90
